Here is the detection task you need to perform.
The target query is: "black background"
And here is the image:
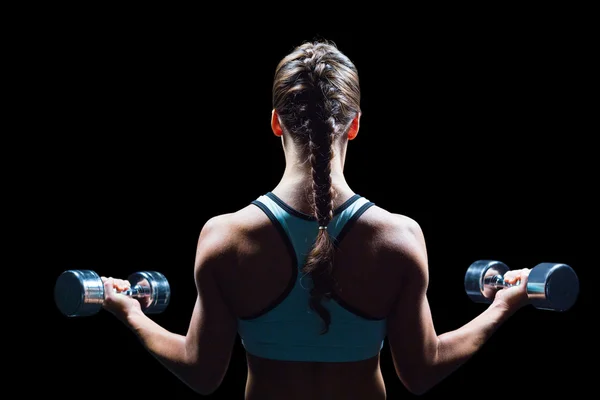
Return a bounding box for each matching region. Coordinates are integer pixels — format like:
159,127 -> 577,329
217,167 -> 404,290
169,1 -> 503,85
16,12 -> 594,400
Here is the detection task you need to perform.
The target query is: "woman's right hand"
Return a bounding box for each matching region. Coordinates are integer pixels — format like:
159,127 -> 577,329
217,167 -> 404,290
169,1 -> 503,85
492,268 -> 531,312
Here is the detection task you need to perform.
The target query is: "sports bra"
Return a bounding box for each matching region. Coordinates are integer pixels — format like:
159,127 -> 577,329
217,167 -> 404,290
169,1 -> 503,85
236,192 -> 387,362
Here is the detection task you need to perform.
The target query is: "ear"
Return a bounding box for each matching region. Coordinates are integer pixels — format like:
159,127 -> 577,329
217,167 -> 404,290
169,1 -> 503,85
271,109 -> 283,137
347,112 -> 361,140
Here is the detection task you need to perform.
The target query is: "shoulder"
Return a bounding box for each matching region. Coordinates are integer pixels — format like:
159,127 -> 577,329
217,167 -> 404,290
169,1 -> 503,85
193,204 -> 271,272
359,206 -> 429,278
360,206 -> 425,249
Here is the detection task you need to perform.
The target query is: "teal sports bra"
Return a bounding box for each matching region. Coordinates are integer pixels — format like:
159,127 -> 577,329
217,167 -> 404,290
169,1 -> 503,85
236,192 -> 387,362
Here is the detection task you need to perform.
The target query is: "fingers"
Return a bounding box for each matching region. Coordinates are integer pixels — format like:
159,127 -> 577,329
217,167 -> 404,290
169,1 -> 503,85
101,276 -> 131,294
100,276 -> 137,319
519,268 -> 531,285
102,277 -> 114,300
503,268 -> 530,285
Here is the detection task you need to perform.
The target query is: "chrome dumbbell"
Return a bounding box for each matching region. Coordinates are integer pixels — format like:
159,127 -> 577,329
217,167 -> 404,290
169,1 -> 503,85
464,260 -> 579,312
54,269 -> 170,317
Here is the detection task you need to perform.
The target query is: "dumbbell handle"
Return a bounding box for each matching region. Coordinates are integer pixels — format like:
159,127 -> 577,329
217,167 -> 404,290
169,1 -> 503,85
117,284 -> 151,298
483,275 -> 521,289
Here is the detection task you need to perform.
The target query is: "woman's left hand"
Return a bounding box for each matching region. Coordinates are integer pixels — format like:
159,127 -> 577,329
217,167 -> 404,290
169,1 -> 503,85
101,276 -> 142,321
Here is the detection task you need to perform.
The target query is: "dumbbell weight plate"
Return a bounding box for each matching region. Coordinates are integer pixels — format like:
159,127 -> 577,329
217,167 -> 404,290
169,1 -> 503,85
128,271 -> 170,314
54,270 -> 105,317
464,260 -> 510,304
528,263 -> 579,312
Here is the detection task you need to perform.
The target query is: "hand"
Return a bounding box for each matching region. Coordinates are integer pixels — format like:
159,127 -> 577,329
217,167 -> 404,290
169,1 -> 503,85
492,268 -> 531,313
101,276 -> 142,321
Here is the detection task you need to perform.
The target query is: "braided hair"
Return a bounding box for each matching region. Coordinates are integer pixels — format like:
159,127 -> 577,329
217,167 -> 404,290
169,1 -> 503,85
272,40 -> 361,334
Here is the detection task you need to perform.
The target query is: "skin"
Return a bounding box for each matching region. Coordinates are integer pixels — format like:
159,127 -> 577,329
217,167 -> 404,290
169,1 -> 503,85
101,110 -> 531,399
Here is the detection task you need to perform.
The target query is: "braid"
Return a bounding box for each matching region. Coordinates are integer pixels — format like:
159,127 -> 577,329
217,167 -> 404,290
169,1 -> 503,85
305,119 -> 337,333
272,40 -> 361,334
308,122 -> 336,226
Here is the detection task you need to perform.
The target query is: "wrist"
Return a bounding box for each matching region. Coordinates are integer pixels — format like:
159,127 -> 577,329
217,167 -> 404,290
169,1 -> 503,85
489,299 -> 518,320
123,306 -> 146,331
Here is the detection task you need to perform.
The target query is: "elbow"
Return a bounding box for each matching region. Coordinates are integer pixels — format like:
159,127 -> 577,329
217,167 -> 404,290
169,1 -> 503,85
182,346 -> 228,395
396,363 -> 435,395
398,344 -> 442,396
192,386 -> 218,397
401,375 -> 436,396
187,368 -> 225,396
190,380 -> 221,396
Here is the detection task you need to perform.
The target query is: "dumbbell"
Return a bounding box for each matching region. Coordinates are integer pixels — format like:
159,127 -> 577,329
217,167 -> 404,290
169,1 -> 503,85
54,269 -> 171,317
464,260 -> 579,312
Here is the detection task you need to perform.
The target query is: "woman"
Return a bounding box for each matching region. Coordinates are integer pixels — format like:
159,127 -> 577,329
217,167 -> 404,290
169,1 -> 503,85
101,39 -> 531,399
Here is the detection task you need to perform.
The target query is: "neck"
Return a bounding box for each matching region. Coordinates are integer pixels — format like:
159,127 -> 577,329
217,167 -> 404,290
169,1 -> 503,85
272,154 -> 354,204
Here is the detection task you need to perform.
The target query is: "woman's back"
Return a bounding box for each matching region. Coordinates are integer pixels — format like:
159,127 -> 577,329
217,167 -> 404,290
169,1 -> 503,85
213,188 -> 418,399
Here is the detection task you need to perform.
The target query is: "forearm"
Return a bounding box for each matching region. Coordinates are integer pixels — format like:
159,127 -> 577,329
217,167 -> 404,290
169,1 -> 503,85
125,309 -> 199,389
432,302 -> 512,382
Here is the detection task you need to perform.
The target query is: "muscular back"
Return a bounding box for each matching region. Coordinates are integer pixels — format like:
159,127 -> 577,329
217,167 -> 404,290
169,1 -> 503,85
210,193 -> 424,399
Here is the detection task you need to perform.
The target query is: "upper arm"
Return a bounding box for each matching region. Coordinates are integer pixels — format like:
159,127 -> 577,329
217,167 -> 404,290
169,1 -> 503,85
385,216 -> 439,393
185,215 -> 239,395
